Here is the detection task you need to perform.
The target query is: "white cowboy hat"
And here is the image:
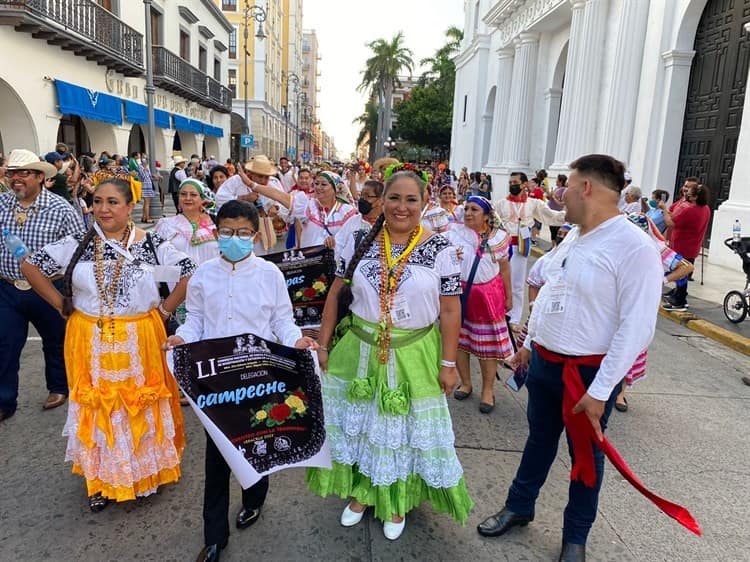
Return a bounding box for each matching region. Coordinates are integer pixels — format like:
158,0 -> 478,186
173,156 -> 187,166
6,149 -> 57,178
244,155 -> 278,177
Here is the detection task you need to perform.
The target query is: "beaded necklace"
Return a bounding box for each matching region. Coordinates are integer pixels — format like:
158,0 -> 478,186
375,224 -> 423,364
94,223 -> 131,341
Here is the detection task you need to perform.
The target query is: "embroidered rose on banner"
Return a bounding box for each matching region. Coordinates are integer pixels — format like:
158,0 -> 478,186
250,387 -> 310,428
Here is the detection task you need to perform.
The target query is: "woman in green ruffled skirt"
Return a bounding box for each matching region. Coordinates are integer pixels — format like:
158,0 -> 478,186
308,170 -> 473,540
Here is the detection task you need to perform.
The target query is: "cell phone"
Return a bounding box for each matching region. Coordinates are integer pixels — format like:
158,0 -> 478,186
505,364 -> 528,392
660,193 -> 668,202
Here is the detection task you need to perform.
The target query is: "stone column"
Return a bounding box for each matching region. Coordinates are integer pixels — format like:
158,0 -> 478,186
601,0 -> 651,163
485,48 -> 515,168
548,0 -> 587,174
708,21 -> 750,268
542,88 -> 563,166
499,32 -> 539,169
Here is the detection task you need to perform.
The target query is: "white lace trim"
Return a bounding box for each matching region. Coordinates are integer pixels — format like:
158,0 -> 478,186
62,400 -> 179,495
322,376 -> 464,488
91,323 -> 145,386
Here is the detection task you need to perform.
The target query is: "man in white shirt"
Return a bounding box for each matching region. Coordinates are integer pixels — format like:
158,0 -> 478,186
495,172 -> 566,327
277,157 -> 297,192
478,155 -> 663,562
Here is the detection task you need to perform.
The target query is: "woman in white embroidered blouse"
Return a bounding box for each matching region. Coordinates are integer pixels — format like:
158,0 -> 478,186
306,171 -> 473,540
249,170 -> 357,249
21,178 -> 195,513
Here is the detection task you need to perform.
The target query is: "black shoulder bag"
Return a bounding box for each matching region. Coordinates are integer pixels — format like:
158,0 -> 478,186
144,233 -> 178,335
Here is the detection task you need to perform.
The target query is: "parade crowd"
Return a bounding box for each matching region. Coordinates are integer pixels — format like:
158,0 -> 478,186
0,145 -> 708,562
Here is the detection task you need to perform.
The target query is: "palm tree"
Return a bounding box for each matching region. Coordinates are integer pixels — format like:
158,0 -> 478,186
353,99 -> 379,163
420,26 -> 464,82
358,32 -> 414,159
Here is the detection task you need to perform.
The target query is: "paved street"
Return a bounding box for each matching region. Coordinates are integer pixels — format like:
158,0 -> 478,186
1,317 -> 748,561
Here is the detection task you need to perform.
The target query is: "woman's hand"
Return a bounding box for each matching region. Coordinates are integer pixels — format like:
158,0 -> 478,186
438,366 -> 458,396
162,335 -> 185,351
294,336 -> 318,350
323,236 -> 336,249
316,348 -> 329,372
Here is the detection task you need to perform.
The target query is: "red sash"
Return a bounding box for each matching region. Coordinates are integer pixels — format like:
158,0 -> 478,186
533,343 -> 701,536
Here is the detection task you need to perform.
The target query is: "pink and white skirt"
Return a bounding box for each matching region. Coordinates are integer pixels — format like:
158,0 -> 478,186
459,276 -> 513,360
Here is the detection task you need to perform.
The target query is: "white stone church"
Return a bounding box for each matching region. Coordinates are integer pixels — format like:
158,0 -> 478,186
450,0 -> 750,267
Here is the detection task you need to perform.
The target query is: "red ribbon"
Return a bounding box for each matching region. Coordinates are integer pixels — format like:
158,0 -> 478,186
533,343 -> 702,536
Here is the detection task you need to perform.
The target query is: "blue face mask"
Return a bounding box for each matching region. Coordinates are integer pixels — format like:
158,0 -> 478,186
218,236 -> 254,262
648,199 -> 658,209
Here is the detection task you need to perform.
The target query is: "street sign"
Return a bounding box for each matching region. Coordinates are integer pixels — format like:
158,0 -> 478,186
287,148 -> 296,157
240,134 -> 254,148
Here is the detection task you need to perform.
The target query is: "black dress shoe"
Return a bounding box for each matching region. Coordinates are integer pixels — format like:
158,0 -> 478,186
195,541 -> 227,562
477,507 -> 533,537
236,506 -> 261,530
0,410 -> 15,423
559,542 -> 585,562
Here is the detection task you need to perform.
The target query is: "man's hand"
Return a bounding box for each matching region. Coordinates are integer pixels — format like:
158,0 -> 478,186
572,392 -> 606,441
162,335 -> 185,351
508,347 -> 530,371
239,192 -> 259,203
323,236 -> 336,249
294,337 -> 318,350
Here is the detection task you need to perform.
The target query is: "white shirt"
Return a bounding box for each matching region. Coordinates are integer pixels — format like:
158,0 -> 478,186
445,224 -> 510,284
333,213 -> 372,261
278,169 -> 296,192
337,233 -> 462,329
287,191 -> 358,249
174,169 -> 187,183
215,175 -> 287,215
177,255 -> 302,346
524,215 -> 663,400
622,201 -> 641,214
495,197 -> 566,236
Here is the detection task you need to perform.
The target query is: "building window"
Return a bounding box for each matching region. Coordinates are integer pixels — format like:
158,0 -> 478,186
222,0 -> 237,10
229,28 -> 237,59
180,30 -> 190,61
214,58 -> 221,81
150,6 -> 162,45
462,95 -> 468,123
199,44 -> 207,73
228,69 -> 237,98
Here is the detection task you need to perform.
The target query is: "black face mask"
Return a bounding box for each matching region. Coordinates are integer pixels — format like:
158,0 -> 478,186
509,185 -> 522,196
357,198 -> 373,215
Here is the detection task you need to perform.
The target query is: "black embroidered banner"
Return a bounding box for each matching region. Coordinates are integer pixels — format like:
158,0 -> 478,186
261,245 -> 336,329
171,333 -> 329,482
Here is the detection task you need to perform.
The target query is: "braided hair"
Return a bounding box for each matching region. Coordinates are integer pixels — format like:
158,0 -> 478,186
61,178 -> 132,316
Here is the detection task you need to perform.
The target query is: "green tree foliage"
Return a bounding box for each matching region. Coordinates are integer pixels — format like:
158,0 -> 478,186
393,27 -> 463,156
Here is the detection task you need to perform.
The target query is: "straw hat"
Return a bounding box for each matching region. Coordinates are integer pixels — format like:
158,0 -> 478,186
172,156 -> 187,166
6,149 -> 57,178
244,155 -> 278,177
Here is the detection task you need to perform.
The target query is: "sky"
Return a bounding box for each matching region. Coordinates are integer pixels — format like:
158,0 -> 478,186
302,0 -> 465,158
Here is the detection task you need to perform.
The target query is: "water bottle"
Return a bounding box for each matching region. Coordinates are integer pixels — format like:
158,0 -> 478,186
733,219 -> 742,243
2,229 -> 30,260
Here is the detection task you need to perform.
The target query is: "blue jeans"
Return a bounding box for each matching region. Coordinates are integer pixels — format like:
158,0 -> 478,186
0,279 -> 68,415
505,346 -> 619,544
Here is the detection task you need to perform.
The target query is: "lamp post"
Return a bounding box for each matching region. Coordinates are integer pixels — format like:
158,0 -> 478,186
143,1 -> 157,196
384,136 -> 397,152
282,70 -> 300,160
243,1 -> 267,161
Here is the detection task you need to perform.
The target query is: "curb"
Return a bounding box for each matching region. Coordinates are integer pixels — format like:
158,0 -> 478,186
530,244 -> 750,357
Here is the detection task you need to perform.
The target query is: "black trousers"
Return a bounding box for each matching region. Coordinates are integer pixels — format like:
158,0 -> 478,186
171,191 -> 180,213
203,432 -> 269,545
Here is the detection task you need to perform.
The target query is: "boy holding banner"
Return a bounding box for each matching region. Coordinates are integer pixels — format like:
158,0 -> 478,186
164,200 -> 317,562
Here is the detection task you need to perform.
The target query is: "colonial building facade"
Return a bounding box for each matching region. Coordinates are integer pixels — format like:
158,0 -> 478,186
0,0 -> 232,164
451,0 -> 750,267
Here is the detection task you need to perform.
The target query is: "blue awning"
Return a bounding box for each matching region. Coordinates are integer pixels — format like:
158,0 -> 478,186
155,109 -> 171,129
124,101 -> 171,129
204,125 -> 224,138
124,101 -> 147,124
174,114 -> 204,134
55,79 -> 122,125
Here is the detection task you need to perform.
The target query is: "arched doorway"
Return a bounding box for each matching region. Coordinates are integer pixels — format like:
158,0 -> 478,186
172,131 -> 182,152
127,124 -> 146,156
675,0 -> 750,209
480,87 -> 496,167
0,78 -> 37,152
57,115 -> 91,156
545,42 -> 567,167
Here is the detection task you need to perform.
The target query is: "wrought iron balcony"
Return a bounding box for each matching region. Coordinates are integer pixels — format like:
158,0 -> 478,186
152,46 -> 232,113
0,0 -> 143,76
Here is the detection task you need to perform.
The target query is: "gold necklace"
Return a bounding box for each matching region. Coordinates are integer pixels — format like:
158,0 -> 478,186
94,224 -> 130,341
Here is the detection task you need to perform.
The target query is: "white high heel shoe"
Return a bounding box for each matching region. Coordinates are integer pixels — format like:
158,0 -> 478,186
340,503 -> 366,527
383,516 -> 406,540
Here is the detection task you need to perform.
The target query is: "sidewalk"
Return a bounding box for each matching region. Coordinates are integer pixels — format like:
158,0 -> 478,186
532,232 -> 750,356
